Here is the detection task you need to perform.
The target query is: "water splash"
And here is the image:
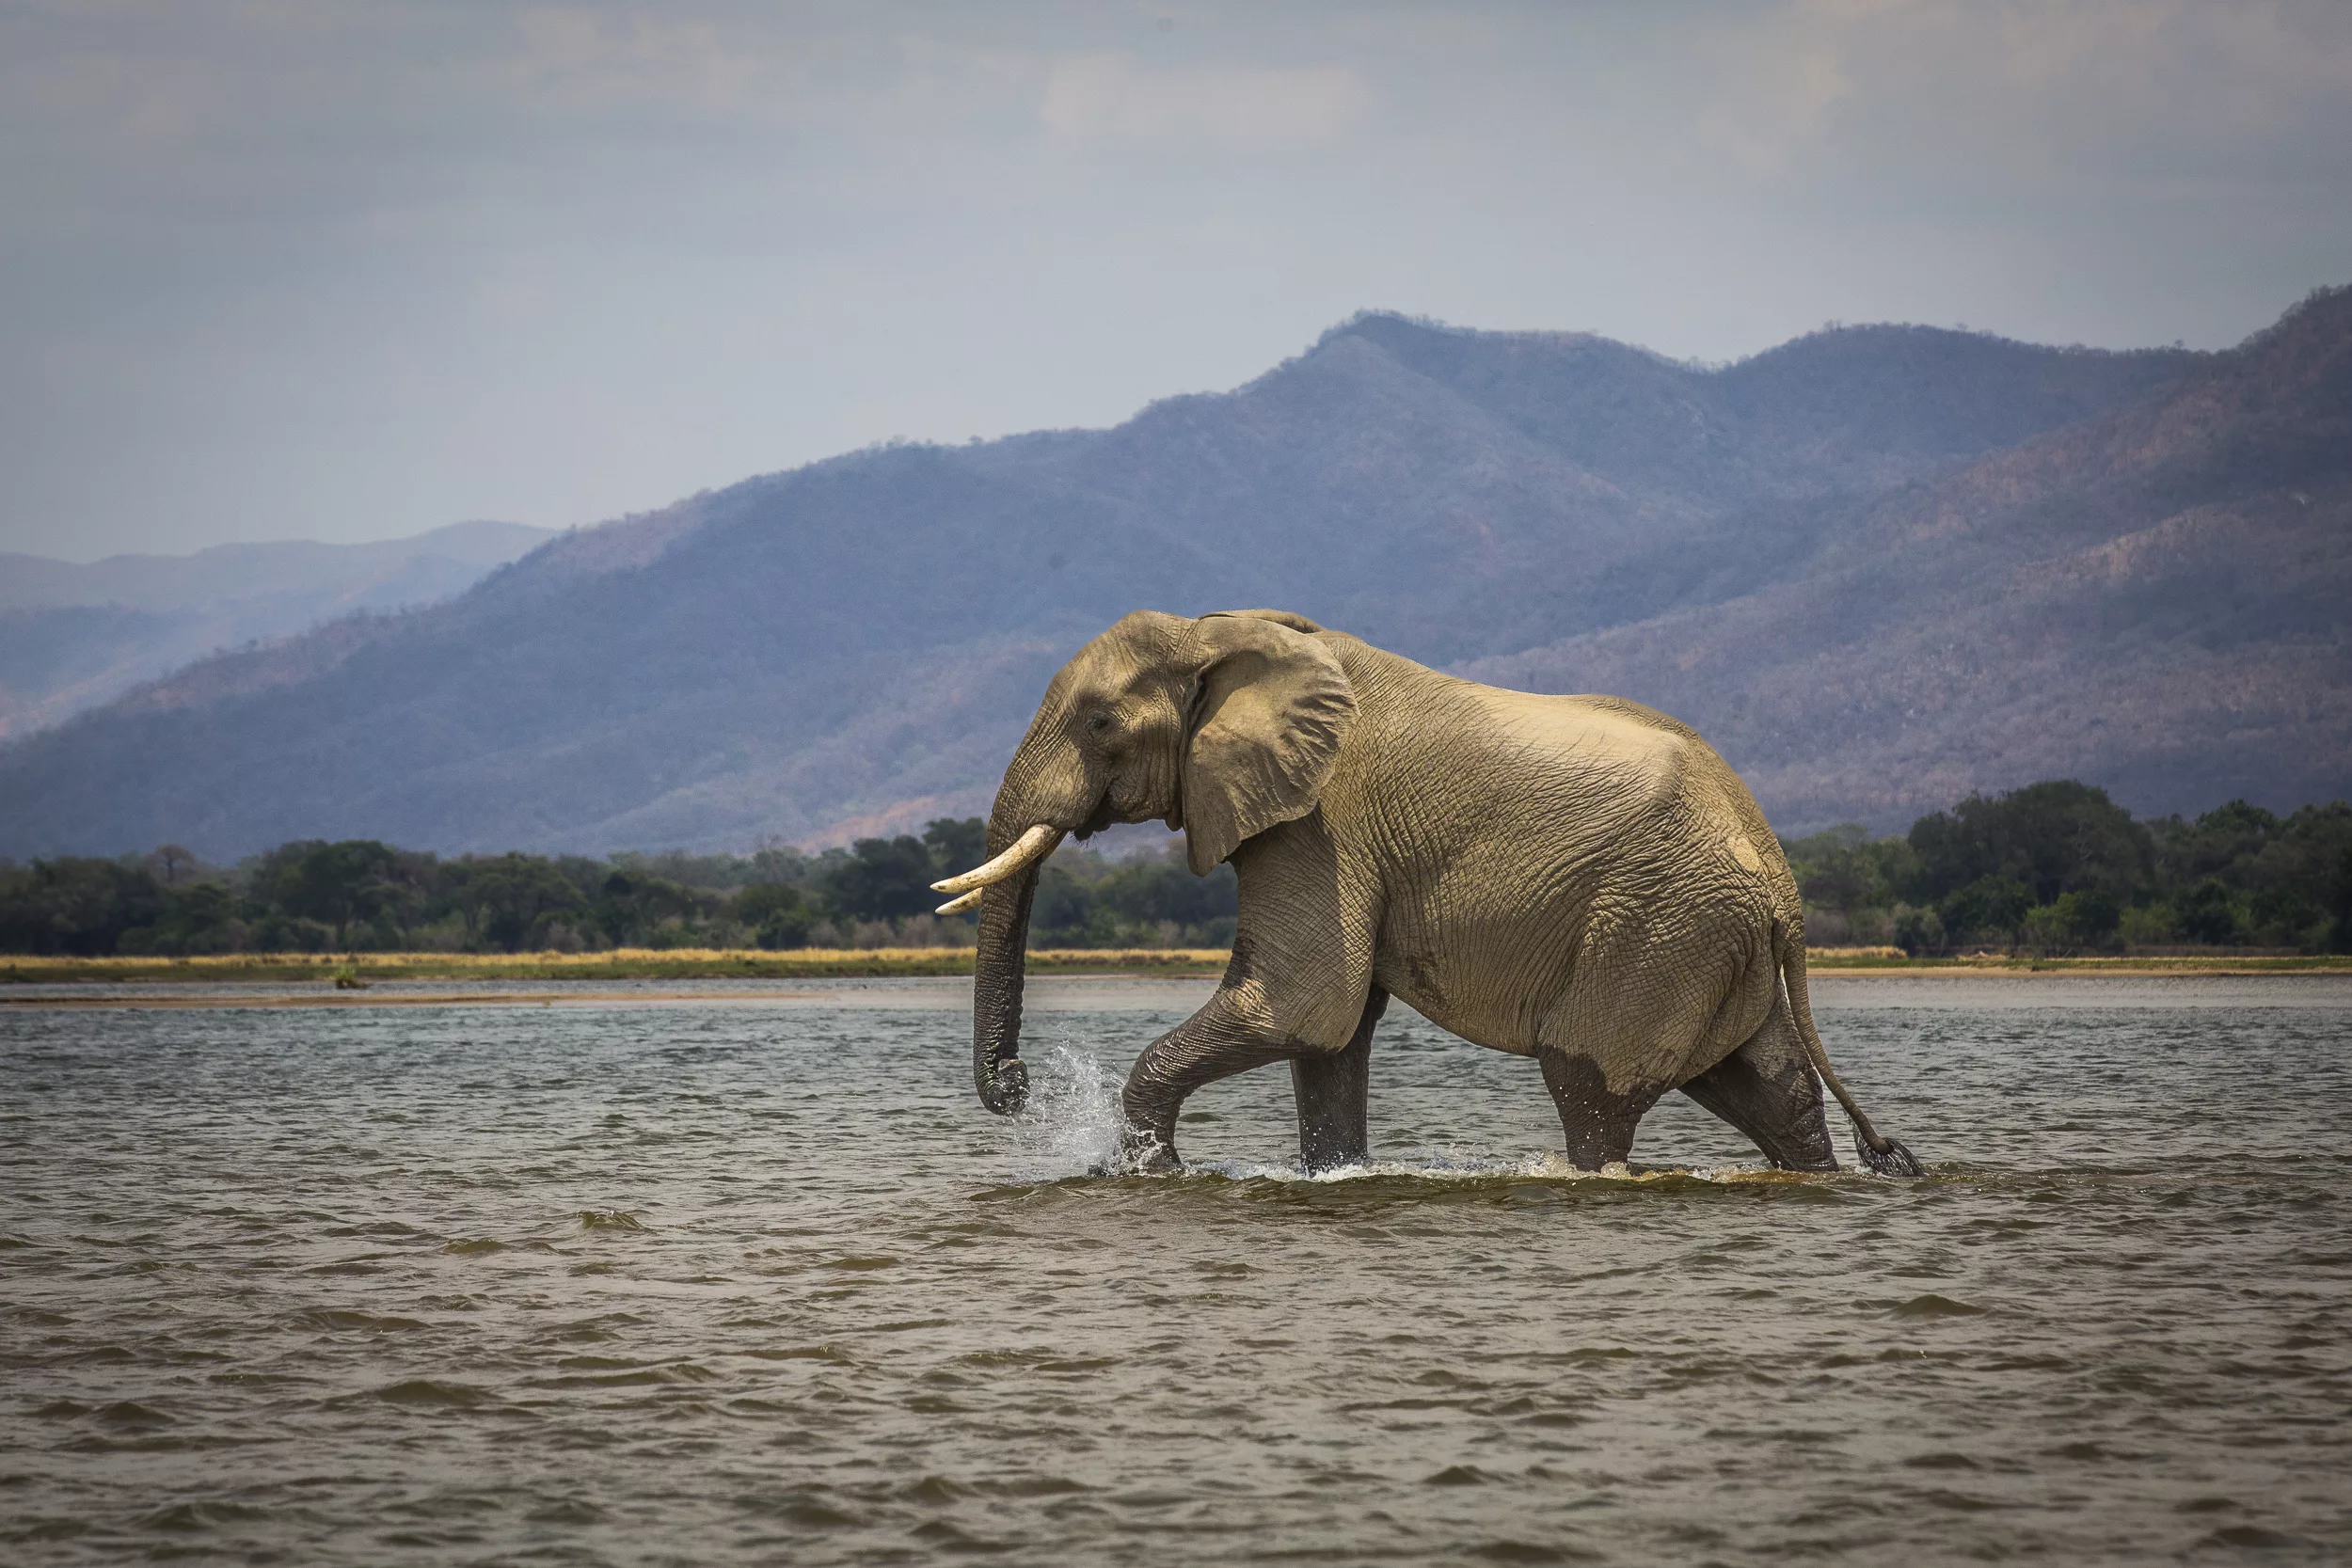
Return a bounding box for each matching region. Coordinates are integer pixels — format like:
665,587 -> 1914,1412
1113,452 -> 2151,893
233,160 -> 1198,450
1003,1038 -> 1129,1180
996,1037 -> 1855,1186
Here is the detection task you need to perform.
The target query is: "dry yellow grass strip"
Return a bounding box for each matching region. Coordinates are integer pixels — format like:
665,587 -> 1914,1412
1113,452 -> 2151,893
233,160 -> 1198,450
0,947 -> 1232,985
3,947 -> 2344,987
0,990 -> 836,1009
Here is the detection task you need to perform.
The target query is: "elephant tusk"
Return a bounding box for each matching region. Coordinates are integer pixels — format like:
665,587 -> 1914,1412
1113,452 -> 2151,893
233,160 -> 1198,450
934,887 -> 985,916
931,823 -> 1061,896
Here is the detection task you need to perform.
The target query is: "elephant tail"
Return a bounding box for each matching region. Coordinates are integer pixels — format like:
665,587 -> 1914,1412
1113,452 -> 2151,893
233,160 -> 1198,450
1775,928 -> 1924,1178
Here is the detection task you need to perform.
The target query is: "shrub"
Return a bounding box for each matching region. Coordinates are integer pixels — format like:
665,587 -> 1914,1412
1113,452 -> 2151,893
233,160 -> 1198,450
735,882 -> 814,949
1938,876 -> 2034,944
1891,904 -> 1946,957
2177,880 -> 2240,945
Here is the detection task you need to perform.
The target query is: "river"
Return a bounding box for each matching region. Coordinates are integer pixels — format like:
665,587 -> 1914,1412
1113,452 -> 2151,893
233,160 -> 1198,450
4,975 -> 2348,1563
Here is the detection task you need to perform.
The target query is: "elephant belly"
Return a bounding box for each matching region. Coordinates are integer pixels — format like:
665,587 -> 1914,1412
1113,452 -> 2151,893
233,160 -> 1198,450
1372,859 -> 1778,1076
1372,912 -> 1575,1058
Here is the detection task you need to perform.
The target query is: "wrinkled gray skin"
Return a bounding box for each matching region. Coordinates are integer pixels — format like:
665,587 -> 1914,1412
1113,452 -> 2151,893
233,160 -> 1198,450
970,610 -> 1921,1177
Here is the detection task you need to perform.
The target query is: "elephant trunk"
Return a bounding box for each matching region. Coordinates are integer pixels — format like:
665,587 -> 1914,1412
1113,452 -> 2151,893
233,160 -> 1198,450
957,697 -> 1091,1117
971,863 -> 1041,1115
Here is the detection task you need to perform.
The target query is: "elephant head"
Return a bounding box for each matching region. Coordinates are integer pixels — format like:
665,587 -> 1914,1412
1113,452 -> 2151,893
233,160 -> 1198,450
940,609 -> 1357,1115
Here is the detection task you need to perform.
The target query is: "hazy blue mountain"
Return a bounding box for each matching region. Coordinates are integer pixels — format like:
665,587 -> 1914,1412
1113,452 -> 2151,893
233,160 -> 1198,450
0,520 -> 552,738
9,295 -> 2336,861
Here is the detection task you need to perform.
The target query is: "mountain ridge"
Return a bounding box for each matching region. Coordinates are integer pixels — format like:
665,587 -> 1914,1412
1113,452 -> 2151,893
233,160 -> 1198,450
4,295 -> 2341,861
0,520 -> 554,739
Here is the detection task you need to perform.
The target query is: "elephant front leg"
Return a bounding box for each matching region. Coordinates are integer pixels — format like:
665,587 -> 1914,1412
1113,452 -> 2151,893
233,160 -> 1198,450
1291,987 -> 1386,1172
1120,991 -> 1291,1172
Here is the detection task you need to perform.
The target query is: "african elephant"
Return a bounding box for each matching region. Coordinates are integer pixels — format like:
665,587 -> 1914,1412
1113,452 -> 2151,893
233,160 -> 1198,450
940,609 -> 1921,1178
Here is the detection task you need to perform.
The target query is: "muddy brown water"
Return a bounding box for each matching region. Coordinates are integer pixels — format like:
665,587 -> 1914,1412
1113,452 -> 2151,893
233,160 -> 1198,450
4,975 -> 2348,1563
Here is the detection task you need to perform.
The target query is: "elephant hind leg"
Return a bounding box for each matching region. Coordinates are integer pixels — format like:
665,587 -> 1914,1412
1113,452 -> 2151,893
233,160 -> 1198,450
1677,992 -> 1836,1172
1538,1051 -> 1666,1171
1291,987 -> 1386,1173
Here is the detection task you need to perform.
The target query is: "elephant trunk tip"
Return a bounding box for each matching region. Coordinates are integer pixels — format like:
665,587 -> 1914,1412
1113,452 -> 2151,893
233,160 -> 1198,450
977,1053 -> 1028,1117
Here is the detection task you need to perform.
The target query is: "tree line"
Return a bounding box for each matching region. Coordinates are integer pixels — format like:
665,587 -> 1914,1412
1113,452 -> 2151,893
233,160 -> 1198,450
4,783 -> 2346,958
0,819 -> 1241,958
1782,782 -> 2352,955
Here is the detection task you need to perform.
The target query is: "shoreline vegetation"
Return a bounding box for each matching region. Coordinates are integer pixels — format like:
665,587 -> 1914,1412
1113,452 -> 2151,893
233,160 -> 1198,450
6,947 -> 2348,989
6,781 -> 2347,966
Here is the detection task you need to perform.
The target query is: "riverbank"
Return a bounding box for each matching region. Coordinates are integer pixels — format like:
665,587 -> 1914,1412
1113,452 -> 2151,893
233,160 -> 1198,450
4,946 -> 2346,986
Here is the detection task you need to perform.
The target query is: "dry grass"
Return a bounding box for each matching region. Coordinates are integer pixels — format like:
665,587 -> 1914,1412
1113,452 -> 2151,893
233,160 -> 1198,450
0,947 -> 1232,984
3,946 -> 2344,986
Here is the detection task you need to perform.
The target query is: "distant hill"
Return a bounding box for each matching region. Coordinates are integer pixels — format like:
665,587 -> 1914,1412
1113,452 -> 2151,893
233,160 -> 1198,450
1464,289 -> 2352,826
3,293 -> 2343,862
0,521 -> 552,739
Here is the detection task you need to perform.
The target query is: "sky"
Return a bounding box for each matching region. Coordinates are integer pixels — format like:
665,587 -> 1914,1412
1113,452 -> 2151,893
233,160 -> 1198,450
5,0 -> 2350,561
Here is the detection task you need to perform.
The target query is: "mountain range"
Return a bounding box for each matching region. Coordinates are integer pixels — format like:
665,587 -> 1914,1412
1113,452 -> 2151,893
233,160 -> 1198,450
0,521 -> 551,741
2,290 -> 2345,861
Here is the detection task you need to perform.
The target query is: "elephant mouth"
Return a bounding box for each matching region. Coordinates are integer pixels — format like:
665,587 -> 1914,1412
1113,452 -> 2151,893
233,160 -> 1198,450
1073,793 -> 1118,841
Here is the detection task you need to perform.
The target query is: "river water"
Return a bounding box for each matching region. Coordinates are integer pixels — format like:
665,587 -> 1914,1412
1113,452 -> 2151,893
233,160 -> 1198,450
4,975 -> 2348,1564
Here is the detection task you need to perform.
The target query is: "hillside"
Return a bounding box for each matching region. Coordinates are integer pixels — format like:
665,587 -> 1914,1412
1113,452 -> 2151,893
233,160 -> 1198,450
1465,288 -> 2352,826
5,295 -> 2341,860
0,521 -> 551,739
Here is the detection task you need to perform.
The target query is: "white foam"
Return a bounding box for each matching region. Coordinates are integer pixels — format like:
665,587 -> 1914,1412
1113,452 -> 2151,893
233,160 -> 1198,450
996,1037 -> 1830,1186
1175,1149 -> 1786,1184
1002,1037 -> 1130,1180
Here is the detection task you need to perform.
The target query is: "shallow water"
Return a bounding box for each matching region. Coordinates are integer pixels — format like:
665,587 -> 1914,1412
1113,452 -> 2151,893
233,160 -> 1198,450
4,975 -> 2349,1564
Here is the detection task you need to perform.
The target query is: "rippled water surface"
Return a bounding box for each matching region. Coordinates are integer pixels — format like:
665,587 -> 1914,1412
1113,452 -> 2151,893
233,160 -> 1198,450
5,975 -> 2350,1564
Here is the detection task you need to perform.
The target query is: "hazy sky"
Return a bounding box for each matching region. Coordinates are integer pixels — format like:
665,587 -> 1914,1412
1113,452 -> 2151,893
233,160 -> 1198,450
7,0 -> 2349,560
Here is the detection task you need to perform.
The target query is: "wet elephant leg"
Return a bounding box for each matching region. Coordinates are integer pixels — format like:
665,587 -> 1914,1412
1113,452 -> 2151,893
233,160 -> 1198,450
1292,987 -> 1386,1172
1677,990 -> 1836,1171
1121,990 -> 1295,1171
1538,1052 -> 1666,1171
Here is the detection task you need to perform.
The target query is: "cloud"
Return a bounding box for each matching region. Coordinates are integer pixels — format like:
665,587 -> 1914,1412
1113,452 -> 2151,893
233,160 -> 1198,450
2,1 -> 2348,559
1039,52 -> 1370,150
1692,0 -> 2352,181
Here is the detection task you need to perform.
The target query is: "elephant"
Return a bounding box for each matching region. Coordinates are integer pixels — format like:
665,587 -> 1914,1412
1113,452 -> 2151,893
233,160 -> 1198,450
939,609 -> 1922,1178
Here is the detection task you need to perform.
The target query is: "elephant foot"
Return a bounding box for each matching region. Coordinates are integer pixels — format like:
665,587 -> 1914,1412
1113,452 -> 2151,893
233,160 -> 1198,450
1112,1124 -> 1181,1175
1678,1011 -> 1841,1173
1539,1052 -> 1663,1172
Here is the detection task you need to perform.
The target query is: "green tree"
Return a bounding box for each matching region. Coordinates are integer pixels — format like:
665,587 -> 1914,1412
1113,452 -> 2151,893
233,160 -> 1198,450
120,881 -> 244,956
2177,879 -> 2240,945
2023,889 -> 2122,955
1782,825 -> 1921,915
255,839 -> 421,945
822,836 -> 940,923
2328,846 -> 2352,954
1938,876 -> 2034,943
451,853 -> 584,951
593,870 -> 702,946
733,882 -> 814,949
1891,905 -> 1947,957
1908,781 -> 2153,905
0,857 -> 164,956
922,817 -> 988,878
2151,800 -> 2281,890
1030,860 -> 1098,940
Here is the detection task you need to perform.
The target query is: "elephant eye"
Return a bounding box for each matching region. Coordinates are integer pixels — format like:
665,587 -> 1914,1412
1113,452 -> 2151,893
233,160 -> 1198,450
1086,711 -> 1114,735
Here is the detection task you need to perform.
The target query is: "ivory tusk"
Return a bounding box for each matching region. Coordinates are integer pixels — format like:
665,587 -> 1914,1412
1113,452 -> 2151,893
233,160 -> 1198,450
934,887 -> 985,916
930,822 -> 1061,895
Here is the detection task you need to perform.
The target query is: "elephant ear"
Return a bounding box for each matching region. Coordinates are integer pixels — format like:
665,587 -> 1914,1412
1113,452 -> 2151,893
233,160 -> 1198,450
1181,612 -> 1357,876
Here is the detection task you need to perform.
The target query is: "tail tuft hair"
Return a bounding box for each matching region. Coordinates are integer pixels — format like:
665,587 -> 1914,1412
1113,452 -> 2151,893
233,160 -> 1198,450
1778,917 -> 1927,1179
1855,1132 -> 1924,1179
